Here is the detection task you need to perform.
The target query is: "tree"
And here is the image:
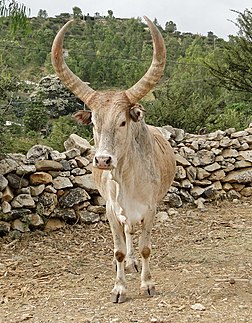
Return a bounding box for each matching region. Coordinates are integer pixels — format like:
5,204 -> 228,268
72,6 -> 82,19
23,103 -> 49,133
165,21 -> 177,34
47,116 -> 92,151
145,37 -> 224,133
37,9 -> 48,19
207,9 -> 252,94
107,10 -> 113,18
0,0 -> 30,32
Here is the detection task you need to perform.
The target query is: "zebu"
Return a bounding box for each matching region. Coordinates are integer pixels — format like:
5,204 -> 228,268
51,16 -> 176,303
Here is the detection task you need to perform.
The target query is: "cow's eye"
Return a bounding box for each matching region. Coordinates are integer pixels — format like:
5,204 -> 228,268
120,121 -> 126,127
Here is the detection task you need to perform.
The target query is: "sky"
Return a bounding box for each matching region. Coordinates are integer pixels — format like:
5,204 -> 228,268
21,0 -> 251,39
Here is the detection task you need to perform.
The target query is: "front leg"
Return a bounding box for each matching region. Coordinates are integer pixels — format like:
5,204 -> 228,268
107,213 -> 127,303
139,210 -> 156,296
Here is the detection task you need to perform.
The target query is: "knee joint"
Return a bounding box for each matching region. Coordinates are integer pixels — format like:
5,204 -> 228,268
115,251 -> 125,262
141,246 -> 151,259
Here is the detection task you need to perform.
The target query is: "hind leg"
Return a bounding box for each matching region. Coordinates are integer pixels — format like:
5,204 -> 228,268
124,224 -> 139,273
139,210 -> 156,296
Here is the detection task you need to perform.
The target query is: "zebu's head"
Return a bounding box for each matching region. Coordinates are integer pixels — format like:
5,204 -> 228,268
51,16 -> 166,170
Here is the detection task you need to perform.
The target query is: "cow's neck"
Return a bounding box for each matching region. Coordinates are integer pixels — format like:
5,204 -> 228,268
112,121 -> 156,183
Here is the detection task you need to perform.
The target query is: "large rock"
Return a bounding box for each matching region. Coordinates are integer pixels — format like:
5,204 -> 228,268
28,214 -> 44,230
11,194 -> 35,208
6,173 -> 29,189
190,186 -> 205,198
64,134 -> 92,154
175,166 -> 187,180
0,175 -> 8,191
38,192 -> 58,216
30,172 -> 53,185
16,164 -> 36,176
59,187 -> 90,208
0,208 -> 31,222
77,210 -> 100,224
204,162 -> 221,172
30,184 -> 45,196
197,168 -> 210,180
223,168 -> 252,183
11,219 -> 30,232
230,130 -> 248,138
0,158 -> 17,175
72,174 -> 98,193
50,150 -> 66,161
193,150 -> 215,166
26,145 -> 53,162
209,169 -> 226,181
222,148 -> 239,158
0,221 -> 11,236
238,150 -> 252,162
75,156 -> 90,168
52,176 -> 73,189
186,166 -> 197,182
35,160 -> 63,171
175,154 -> 191,166
2,201 -> 12,213
163,192 -> 182,208
65,148 -> 81,160
2,186 -> 14,202
44,218 -> 65,232
240,187 -> 252,197
52,208 -> 77,223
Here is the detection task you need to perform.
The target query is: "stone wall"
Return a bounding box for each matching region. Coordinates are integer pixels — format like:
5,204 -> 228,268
1,124 -> 252,237
160,124 -> 252,209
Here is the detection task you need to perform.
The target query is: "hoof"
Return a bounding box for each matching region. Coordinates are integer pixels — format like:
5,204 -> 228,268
111,285 -> 127,303
140,285 -> 156,297
125,259 -> 139,273
111,292 -> 126,303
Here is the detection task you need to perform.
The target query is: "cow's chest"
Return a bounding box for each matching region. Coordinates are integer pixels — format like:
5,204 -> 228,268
105,175 -> 154,226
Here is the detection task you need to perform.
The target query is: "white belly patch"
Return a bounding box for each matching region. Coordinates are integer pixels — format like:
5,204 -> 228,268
106,172 -> 149,225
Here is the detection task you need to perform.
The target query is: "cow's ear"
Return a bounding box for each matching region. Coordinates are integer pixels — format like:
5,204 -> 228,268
73,110 -> 92,125
129,104 -> 145,122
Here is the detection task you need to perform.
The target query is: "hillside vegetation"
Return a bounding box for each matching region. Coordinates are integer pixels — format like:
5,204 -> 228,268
0,8 -> 252,153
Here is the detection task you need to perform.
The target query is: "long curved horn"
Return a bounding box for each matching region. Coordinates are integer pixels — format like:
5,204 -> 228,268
51,20 -> 96,105
125,16 -> 166,104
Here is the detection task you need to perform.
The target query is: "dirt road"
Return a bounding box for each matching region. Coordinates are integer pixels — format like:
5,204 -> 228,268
1,201 -> 252,322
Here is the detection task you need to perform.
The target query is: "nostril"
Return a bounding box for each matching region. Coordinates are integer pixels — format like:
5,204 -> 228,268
106,156 -> 112,165
94,155 -> 113,168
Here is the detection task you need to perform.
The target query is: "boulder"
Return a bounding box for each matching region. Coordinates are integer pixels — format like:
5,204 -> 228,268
64,134 -> 92,154
52,176 -> 73,189
0,221 -> 11,236
0,175 -> 8,191
26,145 -> 53,162
72,174 -> 98,193
6,173 -> 29,189
16,164 -> 36,176
44,218 -> 65,232
77,210 -> 100,224
11,194 -> 35,208
0,158 -> 17,175
11,219 -> 30,232
30,172 -> 53,185
35,160 -> 63,171
59,187 -> 90,208
223,168 -> 252,183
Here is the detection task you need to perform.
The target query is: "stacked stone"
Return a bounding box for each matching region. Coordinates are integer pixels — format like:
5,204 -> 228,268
1,124 -> 252,236
161,124 -> 252,208
0,134 -> 105,236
